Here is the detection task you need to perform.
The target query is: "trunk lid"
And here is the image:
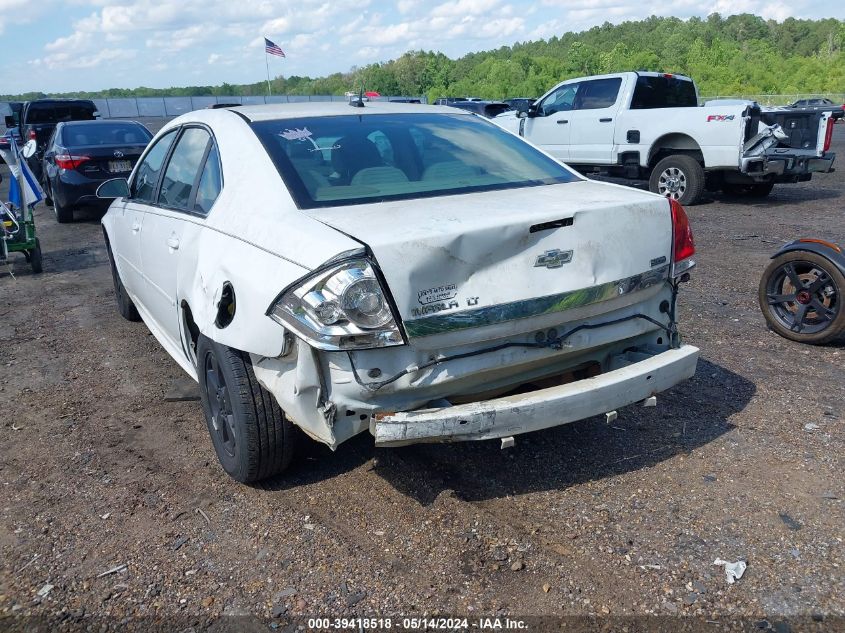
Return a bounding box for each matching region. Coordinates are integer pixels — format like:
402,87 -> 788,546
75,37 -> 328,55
69,144 -> 147,178
309,180 -> 673,344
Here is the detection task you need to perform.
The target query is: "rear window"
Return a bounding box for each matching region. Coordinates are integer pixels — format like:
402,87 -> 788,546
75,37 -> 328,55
630,76 -> 698,109
61,123 -> 151,147
250,113 -> 579,209
25,102 -> 97,124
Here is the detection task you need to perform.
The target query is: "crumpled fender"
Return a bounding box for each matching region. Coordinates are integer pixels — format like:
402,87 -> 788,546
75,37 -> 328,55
176,227 -> 308,359
772,239 -> 845,278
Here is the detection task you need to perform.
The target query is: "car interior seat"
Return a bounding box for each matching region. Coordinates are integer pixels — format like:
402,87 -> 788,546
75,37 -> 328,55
330,136 -> 383,185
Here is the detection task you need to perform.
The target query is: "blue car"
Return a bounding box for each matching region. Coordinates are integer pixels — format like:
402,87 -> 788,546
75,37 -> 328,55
42,120 -> 152,222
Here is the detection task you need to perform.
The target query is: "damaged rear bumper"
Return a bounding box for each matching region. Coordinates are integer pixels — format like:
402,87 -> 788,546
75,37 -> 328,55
739,151 -> 835,181
371,344 -> 699,447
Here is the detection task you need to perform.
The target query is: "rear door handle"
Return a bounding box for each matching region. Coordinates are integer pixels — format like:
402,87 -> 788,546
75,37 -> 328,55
166,236 -> 180,250
131,221 -> 141,233
599,118 -> 613,122
556,119 -> 568,124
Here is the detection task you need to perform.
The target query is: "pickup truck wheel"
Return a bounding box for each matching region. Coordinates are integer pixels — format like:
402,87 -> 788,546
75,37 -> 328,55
649,155 -> 705,205
723,182 -> 774,198
758,251 -> 845,345
197,336 -> 296,483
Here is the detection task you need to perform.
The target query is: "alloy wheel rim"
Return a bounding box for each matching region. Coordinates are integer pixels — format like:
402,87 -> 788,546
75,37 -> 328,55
657,167 -> 687,200
204,352 -> 237,458
766,261 -> 839,334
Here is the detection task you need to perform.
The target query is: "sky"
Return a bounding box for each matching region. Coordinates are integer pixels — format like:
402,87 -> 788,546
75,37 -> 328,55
0,0 -> 838,94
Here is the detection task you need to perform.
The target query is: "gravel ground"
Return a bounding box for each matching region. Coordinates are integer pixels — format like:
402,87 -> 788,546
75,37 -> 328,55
0,124 -> 843,632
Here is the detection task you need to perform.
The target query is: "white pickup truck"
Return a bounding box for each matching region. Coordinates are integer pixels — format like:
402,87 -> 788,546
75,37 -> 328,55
494,72 -> 837,205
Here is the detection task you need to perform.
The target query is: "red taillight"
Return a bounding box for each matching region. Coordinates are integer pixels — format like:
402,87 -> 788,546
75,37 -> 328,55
670,198 -> 695,263
55,154 -> 90,170
823,118 -> 834,153
28,129 -> 36,140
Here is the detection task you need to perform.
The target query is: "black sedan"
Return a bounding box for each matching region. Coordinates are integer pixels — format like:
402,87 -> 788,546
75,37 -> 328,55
42,120 -> 152,222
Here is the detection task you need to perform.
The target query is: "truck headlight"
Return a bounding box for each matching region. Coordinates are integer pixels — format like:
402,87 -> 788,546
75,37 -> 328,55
267,259 -> 404,351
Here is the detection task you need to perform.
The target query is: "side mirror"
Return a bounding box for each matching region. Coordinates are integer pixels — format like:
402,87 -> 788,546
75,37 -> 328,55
97,178 -> 130,199
526,104 -> 539,118
21,140 -> 37,159
5,115 -> 15,128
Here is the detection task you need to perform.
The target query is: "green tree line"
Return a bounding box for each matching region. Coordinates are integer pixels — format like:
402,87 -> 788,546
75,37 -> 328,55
3,14 -> 843,103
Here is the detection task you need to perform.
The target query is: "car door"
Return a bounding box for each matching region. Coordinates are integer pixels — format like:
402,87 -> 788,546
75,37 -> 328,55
521,81 -> 581,161
110,128 -> 179,305
140,126 -> 217,348
566,77 -> 623,164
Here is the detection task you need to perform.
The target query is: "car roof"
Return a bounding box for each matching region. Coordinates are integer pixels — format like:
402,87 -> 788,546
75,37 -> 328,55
230,101 -> 469,122
26,98 -> 96,105
58,119 -> 142,126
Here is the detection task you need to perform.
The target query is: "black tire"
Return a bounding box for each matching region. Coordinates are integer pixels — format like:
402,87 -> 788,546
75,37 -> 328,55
758,250 -> 845,345
44,179 -> 54,207
105,239 -> 141,322
722,182 -> 774,198
197,336 -> 296,483
649,155 -> 705,205
53,195 -> 73,223
29,238 -> 43,274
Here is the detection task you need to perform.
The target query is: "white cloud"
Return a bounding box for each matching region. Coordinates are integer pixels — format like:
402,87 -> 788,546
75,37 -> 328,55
39,47 -> 136,70
396,0 -> 418,14
430,0 -> 501,18
9,0 -> 840,94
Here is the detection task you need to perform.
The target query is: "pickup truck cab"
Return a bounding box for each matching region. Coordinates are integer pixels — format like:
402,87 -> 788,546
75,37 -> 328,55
9,99 -> 99,185
495,72 -> 837,205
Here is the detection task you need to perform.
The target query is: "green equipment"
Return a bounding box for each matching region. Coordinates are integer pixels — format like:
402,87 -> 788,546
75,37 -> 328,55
1,198 -> 42,273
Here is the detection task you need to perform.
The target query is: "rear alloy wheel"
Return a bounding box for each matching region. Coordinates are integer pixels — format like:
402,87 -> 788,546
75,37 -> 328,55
758,251 -> 845,344
723,182 -> 774,198
197,336 -> 296,483
649,155 -> 705,206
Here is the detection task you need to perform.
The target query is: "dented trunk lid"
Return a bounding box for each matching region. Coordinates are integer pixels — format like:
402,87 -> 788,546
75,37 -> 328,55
309,180 -> 673,344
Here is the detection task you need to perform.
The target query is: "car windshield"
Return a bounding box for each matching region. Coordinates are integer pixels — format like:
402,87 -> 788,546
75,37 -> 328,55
26,103 -> 96,124
250,113 -> 579,209
62,123 -> 151,147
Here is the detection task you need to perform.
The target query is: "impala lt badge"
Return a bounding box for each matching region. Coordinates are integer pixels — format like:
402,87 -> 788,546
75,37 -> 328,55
534,249 -> 573,269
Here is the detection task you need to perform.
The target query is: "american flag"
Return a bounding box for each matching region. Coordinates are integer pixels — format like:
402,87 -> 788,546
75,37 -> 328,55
264,37 -> 286,58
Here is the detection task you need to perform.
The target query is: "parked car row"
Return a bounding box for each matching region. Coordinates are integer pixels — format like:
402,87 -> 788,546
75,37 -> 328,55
6,79 -> 838,486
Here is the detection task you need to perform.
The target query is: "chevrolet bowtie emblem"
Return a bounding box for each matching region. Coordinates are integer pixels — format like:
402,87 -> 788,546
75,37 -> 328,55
534,249 -> 573,268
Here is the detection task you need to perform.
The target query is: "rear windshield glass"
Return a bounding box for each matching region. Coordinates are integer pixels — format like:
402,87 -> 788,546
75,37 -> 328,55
62,123 -> 151,146
25,102 -> 97,124
630,76 -> 698,109
251,113 -> 579,209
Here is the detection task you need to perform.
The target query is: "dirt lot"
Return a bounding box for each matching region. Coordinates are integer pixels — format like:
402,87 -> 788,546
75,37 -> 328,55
1,125 -> 843,631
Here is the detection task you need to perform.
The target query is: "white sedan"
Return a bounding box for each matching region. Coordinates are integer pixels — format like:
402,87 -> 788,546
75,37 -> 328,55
98,102 -> 700,483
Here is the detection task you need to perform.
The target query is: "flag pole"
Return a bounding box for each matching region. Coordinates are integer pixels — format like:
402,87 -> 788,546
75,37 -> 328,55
265,49 -> 272,96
